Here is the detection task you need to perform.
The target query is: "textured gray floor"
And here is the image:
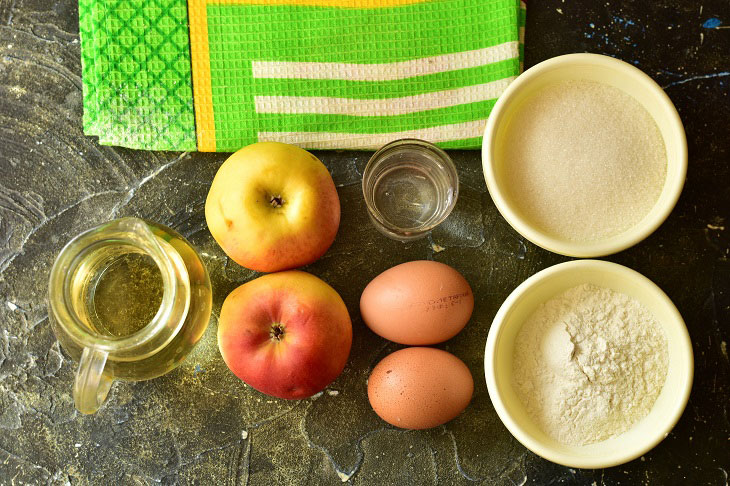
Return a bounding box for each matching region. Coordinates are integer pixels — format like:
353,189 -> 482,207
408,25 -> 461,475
0,0 -> 728,484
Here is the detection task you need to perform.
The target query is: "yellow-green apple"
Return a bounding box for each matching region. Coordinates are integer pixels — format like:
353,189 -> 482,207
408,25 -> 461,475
218,271 -> 352,399
205,142 -> 340,272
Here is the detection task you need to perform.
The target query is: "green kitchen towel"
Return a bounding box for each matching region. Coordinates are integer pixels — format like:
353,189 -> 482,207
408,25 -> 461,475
80,0 -> 197,151
80,0 -> 526,152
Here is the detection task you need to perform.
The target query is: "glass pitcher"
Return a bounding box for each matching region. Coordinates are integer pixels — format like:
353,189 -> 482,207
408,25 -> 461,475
48,217 -> 212,414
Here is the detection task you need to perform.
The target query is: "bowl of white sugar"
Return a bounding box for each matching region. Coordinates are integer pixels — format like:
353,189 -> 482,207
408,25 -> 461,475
484,260 -> 693,468
482,53 -> 687,257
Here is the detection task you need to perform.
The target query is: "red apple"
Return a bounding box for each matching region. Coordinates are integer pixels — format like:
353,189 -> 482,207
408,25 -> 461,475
218,271 -> 352,399
205,142 -> 340,272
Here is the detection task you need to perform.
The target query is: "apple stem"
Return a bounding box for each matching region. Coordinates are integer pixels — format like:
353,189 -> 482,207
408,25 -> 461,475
269,195 -> 284,208
271,324 -> 285,341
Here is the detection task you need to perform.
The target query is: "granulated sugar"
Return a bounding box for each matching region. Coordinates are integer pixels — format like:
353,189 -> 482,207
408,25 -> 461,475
512,284 -> 669,446
502,80 -> 667,241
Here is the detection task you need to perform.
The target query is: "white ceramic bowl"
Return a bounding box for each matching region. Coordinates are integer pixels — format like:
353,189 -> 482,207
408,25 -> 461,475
484,260 -> 693,469
482,53 -> 687,257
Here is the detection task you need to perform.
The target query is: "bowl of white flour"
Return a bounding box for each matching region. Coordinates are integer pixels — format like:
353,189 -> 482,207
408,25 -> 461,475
482,53 -> 687,257
484,260 -> 693,468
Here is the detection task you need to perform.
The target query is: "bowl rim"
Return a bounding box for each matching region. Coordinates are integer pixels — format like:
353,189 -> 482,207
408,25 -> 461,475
484,259 -> 694,468
482,53 -> 688,258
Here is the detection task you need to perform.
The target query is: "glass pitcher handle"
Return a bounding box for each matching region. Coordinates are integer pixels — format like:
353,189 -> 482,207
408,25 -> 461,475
73,347 -> 113,414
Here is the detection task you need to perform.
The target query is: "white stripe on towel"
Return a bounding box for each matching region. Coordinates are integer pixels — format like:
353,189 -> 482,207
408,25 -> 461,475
257,120 -> 486,150
254,77 -> 514,116
251,41 -> 519,81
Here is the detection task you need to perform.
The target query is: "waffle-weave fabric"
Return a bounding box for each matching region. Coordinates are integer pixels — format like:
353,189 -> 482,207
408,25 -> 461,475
80,0 -> 526,152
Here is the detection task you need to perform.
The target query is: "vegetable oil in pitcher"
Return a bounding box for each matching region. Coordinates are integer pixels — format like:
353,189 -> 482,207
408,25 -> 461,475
49,217 -> 213,390
85,252 -> 164,338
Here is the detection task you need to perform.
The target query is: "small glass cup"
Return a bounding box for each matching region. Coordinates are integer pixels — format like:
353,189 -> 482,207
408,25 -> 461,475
362,139 -> 459,241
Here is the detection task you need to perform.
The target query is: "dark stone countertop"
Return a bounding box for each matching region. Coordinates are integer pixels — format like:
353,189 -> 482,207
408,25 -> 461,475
0,0 -> 728,484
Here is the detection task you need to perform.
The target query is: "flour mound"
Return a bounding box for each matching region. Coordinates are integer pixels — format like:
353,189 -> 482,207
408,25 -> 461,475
512,284 -> 669,446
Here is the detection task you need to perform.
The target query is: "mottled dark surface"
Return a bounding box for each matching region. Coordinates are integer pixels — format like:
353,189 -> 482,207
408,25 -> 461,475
1,0 -> 728,484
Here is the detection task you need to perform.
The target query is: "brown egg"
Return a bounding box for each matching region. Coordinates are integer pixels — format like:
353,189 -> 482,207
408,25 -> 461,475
367,347 -> 474,429
360,261 -> 474,345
